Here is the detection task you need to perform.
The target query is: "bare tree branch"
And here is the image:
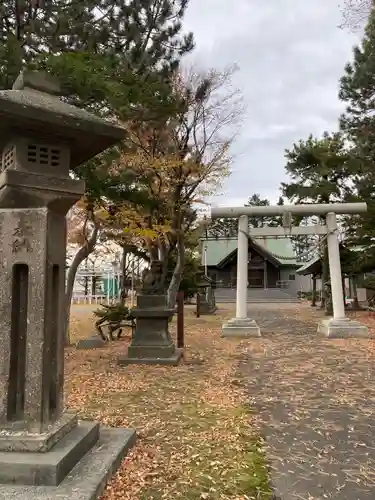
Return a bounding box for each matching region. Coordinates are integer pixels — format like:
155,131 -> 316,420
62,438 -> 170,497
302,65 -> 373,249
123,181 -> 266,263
340,0 -> 372,30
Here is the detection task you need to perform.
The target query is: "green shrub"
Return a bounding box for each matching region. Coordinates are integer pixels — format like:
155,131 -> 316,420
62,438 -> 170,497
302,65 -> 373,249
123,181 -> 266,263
363,276 -> 375,291
94,303 -> 132,341
94,303 -> 130,322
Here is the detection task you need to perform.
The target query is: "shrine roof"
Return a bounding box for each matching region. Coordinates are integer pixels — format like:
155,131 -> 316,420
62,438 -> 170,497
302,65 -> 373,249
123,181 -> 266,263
296,256 -> 321,276
201,237 -> 297,267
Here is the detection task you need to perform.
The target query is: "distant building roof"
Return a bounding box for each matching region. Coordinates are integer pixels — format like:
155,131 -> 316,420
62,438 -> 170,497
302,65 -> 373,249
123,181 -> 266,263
295,243 -> 365,276
201,237 -> 297,267
296,256 -> 320,276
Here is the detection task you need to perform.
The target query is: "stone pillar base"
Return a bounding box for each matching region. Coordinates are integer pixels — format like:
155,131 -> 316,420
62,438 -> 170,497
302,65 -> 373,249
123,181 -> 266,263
221,318 -> 261,338
200,304 -> 217,315
0,417 -> 136,491
0,424 -> 136,499
318,318 -> 370,338
0,413 -> 77,451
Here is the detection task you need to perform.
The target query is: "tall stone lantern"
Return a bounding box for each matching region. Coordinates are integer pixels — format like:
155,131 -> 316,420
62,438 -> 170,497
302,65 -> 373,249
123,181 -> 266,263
196,267 -> 217,315
0,71 -> 135,498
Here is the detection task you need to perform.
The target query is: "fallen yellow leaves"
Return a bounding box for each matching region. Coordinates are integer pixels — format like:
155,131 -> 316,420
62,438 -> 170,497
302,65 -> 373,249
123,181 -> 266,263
65,307 -> 272,499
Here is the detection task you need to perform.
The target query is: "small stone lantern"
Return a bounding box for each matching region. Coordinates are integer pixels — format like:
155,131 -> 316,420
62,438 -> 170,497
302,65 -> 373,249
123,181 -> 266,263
196,266 -> 217,315
0,71 -> 135,497
118,260 -> 183,366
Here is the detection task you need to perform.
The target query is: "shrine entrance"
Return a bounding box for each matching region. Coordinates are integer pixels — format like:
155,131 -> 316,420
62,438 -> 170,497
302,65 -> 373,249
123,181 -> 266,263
209,202 -> 370,338
248,269 -> 264,288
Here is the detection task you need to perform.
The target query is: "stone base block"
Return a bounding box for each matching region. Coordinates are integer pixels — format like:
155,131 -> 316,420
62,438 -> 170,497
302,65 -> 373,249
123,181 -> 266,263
221,318 -> 261,338
0,412 -> 77,452
200,306 -> 217,315
118,348 -> 183,366
0,426 -> 136,500
127,343 -> 176,359
0,421 -> 100,486
76,335 -> 106,350
318,318 -> 371,338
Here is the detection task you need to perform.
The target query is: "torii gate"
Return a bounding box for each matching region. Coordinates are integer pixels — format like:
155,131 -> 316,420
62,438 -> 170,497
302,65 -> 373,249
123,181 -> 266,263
210,202 -> 370,338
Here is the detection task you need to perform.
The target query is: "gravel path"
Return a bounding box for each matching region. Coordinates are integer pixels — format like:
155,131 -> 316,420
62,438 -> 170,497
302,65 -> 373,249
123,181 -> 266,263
238,305 -> 375,500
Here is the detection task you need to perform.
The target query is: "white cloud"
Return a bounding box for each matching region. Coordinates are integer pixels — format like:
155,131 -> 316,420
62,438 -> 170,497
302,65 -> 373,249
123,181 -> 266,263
183,0 -> 363,207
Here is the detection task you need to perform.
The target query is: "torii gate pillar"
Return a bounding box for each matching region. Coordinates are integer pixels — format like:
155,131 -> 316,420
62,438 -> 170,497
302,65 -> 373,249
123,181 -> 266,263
221,215 -> 260,337
317,212 -> 368,337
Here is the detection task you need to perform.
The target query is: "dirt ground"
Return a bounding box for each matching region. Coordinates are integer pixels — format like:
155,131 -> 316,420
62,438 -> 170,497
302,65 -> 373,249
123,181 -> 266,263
67,304 -> 272,500
67,303 -> 375,500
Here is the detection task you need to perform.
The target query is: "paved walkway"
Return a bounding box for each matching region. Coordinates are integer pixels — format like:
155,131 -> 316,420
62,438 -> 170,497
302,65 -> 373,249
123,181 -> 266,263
238,304 -> 375,500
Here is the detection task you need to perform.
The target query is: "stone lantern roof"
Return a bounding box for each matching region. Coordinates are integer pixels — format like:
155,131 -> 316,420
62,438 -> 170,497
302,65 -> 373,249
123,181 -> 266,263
196,266 -> 214,288
0,70 -> 125,168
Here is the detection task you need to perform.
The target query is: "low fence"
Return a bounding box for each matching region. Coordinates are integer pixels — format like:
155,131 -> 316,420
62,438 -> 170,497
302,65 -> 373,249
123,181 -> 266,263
71,269 -> 137,307
72,291 -> 137,307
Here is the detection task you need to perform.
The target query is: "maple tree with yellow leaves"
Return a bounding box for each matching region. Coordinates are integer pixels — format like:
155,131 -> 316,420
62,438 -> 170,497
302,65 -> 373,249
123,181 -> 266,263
107,65 -> 244,307
65,65 -> 243,327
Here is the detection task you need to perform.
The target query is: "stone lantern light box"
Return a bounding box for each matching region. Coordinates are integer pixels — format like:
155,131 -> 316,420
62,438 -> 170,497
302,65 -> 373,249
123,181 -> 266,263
0,71 -> 136,499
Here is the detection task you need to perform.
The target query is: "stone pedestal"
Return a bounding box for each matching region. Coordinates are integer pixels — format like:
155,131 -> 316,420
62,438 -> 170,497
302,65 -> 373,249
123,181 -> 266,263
0,70 -> 136,499
318,318 -> 370,338
118,294 -> 182,365
76,334 -> 106,350
221,317 -> 261,337
198,292 -> 217,315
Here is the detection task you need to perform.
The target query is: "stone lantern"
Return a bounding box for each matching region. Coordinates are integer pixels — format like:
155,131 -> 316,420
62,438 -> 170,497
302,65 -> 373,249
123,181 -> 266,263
118,260 -> 183,366
0,71 -> 135,498
196,266 -> 217,315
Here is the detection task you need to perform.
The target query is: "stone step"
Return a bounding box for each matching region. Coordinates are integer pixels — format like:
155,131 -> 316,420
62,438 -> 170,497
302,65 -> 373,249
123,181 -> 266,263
214,287 -> 300,304
217,299 -> 300,303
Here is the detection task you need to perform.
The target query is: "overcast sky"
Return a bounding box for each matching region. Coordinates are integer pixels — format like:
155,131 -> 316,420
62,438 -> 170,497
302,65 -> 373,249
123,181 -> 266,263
183,0 -> 362,208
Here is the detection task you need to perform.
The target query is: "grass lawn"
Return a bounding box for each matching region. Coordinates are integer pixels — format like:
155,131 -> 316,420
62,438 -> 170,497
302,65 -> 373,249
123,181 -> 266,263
66,305 -> 273,500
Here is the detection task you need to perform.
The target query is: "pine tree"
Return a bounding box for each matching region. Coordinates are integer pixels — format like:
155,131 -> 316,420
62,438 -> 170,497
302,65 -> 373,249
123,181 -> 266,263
339,8 -> 375,266
0,0 -> 195,213
206,218 -> 238,238
282,133 -> 349,204
0,0 -> 194,119
245,193 -> 271,228
0,1 -> 195,336
206,194 -> 286,238
281,132 -> 350,312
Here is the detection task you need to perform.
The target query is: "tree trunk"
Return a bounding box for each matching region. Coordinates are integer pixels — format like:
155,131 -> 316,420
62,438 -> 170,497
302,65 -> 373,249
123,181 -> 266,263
167,234 -> 185,310
147,242 -> 159,263
83,259 -> 89,296
91,275 -> 98,296
119,245 -> 128,305
84,277 -> 89,296
159,242 -> 170,291
348,276 -> 353,298
342,275 -> 347,308
311,274 -> 317,307
352,275 -> 361,310
64,223 -> 99,345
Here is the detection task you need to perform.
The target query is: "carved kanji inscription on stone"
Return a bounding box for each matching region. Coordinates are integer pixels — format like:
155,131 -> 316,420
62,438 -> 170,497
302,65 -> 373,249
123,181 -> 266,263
12,219 -> 33,253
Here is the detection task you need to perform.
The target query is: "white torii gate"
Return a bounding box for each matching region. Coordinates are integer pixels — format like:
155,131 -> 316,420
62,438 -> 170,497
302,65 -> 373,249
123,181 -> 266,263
210,202 -> 370,338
